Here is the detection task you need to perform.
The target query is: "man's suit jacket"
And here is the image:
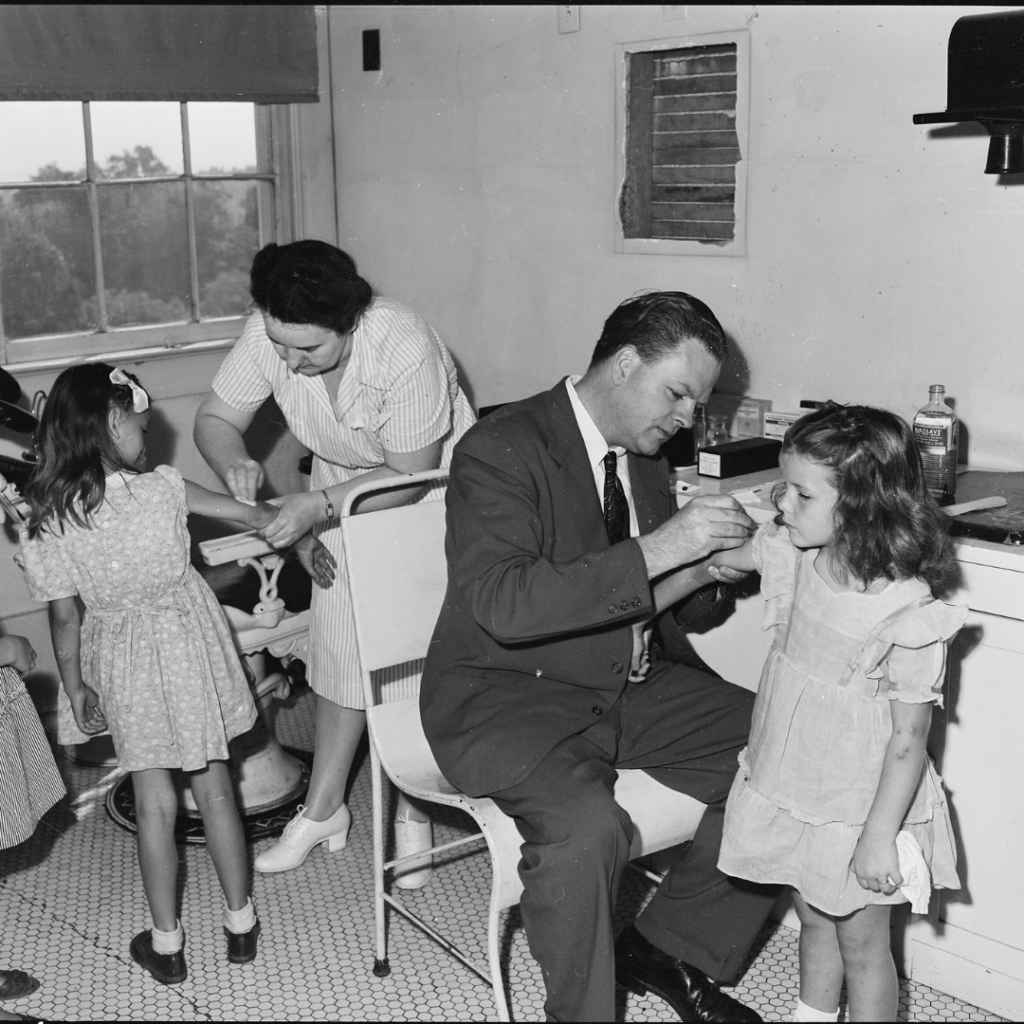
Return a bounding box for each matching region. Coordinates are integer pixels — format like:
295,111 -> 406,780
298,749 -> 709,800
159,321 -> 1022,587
421,379 -> 708,797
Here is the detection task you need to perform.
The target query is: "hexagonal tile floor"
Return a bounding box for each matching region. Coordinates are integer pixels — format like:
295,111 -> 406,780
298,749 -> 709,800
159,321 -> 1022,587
0,687 -> 1008,1021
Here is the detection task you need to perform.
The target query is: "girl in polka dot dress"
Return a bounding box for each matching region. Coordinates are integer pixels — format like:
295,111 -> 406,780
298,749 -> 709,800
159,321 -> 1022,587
19,363 -> 291,987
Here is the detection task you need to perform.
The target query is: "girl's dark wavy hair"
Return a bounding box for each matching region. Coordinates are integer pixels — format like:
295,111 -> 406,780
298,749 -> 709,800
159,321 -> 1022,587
24,363 -> 148,539
777,402 -> 958,594
249,240 -> 373,336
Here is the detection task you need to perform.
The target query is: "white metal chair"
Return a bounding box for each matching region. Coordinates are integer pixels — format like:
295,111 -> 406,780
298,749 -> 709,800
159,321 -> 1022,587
340,469 -> 707,1022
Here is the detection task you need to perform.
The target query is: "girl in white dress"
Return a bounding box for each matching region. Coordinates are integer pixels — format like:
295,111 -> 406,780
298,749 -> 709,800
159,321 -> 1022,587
700,404 -> 966,1022
19,364 -> 306,986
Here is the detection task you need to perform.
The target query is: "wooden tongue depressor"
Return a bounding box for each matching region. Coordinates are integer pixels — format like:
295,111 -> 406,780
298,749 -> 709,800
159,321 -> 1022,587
943,496 -> 1009,517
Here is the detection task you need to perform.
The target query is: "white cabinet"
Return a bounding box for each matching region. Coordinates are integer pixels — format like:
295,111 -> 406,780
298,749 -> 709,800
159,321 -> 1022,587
902,541 -> 1024,1020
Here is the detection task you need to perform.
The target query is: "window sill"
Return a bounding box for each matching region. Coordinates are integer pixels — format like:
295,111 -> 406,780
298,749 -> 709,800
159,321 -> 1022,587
4,335 -> 238,379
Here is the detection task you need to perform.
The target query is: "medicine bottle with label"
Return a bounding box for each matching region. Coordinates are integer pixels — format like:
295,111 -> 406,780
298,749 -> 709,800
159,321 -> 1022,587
913,385 -> 958,505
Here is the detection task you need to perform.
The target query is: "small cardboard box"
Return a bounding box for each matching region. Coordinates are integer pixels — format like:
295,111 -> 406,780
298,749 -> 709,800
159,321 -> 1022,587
763,410 -> 804,441
698,437 -> 782,478
733,397 -> 773,438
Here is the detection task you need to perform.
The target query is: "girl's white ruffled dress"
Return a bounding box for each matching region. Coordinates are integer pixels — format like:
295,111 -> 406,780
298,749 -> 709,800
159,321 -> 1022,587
718,522 -> 966,916
19,466 -> 255,773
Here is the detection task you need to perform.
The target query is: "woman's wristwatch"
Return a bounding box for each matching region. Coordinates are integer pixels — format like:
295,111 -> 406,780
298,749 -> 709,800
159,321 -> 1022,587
322,489 -> 335,522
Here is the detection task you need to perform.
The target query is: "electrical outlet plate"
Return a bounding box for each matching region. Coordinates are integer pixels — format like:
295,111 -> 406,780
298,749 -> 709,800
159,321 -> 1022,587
557,5 -> 580,34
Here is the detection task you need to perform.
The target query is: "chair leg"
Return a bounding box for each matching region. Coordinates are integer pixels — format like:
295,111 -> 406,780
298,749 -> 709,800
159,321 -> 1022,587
369,745 -> 391,978
487,900 -> 511,1023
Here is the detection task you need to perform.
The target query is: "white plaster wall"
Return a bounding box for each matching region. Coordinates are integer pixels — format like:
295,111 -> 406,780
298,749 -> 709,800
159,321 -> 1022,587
328,4 -> 1023,467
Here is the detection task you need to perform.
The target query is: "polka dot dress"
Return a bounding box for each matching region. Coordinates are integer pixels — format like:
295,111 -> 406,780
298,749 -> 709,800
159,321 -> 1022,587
20,466 -> 256,772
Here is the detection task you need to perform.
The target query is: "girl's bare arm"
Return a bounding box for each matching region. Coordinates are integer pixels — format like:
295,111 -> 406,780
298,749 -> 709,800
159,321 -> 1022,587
852,699 -> 932,891
48,597 -> 106,735
183,479 -> 279,532
706,535 -> 756,575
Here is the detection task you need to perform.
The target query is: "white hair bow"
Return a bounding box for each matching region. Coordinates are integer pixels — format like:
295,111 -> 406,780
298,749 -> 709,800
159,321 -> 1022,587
109,368 -> 150,414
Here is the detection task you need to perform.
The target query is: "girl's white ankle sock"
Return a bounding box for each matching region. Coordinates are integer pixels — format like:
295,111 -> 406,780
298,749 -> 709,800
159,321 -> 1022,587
223,897 -> 257,934
792,997 -> 840,1022
151,920 -> 184,954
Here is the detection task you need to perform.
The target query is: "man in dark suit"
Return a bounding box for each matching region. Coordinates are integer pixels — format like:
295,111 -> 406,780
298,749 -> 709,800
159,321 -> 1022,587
421,292 -> 776,1022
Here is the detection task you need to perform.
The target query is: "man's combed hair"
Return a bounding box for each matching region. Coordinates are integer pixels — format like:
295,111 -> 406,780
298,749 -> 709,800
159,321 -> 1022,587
249,240 -> 374,337
780,402 -> 958,594
24,363 -> 144,539
589,291 -> 727,367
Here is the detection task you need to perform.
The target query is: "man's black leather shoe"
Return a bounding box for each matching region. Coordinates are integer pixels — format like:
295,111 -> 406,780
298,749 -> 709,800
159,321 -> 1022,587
615,925 -> 762,1023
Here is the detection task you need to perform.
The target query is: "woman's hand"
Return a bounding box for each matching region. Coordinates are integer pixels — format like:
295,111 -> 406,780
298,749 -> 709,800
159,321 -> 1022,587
852,831 -> 902,893
224,458 -> 265,503
69,685 -> 107,736
249,501 -> 280,533
258,491 -> 324,549
0,635 -> 37,674
294,534 -> 337,589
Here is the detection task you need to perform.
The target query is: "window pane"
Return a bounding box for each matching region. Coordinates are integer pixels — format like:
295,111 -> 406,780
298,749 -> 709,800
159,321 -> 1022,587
188,103 -> 258,173
91,102 -> 183,179
195,180 -> 260,318
0,188 -> 96,338
98,181 -> 189,327
0,102 -> 86,184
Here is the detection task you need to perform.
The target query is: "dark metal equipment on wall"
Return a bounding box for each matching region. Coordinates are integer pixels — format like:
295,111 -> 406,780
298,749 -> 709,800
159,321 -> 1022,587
914,9 -> 1024,174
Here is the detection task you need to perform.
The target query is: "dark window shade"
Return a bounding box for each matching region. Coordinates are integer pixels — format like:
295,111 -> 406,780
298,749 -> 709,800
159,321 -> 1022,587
0,5 -> 318,103
622,43 -> 739,243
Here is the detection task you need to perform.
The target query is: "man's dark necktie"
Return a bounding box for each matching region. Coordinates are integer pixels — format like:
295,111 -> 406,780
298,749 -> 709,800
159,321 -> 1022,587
603,450 -> 629,545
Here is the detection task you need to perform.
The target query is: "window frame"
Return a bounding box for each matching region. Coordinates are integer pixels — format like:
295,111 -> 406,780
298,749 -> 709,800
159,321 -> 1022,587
614,28 -> 750,258
0,102 -> 301,367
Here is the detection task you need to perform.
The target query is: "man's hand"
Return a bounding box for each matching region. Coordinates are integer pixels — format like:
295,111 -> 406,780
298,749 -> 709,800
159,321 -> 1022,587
638,495 -> 755,579
706,563 -> 750,585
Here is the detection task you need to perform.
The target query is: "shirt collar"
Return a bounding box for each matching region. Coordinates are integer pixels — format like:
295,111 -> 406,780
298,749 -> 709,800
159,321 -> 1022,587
565,376 -> 626,470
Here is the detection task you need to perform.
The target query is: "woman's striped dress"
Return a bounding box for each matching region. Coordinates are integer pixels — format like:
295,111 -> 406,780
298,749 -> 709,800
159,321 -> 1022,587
211,300 -> 475,709
0,665 -> 65,849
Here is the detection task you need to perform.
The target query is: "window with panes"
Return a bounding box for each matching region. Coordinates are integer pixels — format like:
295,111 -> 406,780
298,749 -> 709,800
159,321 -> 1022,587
0,100 -> 282,363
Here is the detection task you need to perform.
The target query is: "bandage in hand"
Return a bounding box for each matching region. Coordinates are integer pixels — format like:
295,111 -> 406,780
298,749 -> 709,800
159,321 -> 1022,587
628,622 -> 652,682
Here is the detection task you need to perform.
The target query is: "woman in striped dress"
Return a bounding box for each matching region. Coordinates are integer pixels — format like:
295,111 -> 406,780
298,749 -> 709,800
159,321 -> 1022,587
194,241 -> 475,881
0,632 -> 64,1011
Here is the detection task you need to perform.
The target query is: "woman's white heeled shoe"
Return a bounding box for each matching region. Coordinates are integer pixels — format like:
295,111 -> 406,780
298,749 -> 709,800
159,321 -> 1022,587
393,813 -> 433,890
254,804 -> 351,873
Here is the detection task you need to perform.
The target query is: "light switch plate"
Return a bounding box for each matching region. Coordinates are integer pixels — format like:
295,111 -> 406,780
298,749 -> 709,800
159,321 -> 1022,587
557,5 -> 580,34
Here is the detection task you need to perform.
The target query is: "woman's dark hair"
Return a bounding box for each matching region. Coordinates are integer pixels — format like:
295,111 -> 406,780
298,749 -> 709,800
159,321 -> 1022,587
777,402 -> 957,593
249,240 -> 374,336
589,291 -> 727,368
24,363 -> 147,538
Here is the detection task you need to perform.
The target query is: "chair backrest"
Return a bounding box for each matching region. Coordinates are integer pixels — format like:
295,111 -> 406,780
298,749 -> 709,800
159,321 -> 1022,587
341,470 -> 450,678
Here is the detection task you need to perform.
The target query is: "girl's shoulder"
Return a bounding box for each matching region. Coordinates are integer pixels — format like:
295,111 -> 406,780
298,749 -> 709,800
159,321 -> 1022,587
751,520 -> 799,577
105,466 -> 185,504
878,582 -> 968,649
753,522 -> 803,631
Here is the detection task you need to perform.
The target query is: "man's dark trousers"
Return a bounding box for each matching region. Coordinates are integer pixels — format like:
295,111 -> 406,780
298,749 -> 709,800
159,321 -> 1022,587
489,658 -> 777,1022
